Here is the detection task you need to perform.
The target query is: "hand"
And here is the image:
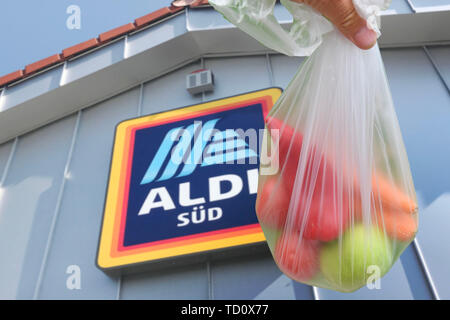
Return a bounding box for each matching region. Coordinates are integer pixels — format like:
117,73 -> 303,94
291,0 -> 378,50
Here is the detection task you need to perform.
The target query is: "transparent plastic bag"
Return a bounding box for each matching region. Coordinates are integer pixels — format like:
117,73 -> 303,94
210,0 -> 418,292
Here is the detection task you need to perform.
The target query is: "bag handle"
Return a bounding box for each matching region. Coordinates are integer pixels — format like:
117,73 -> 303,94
209,0 -> 390,57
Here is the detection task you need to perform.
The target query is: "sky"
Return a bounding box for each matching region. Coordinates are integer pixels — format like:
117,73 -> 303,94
0,0 -> 171,76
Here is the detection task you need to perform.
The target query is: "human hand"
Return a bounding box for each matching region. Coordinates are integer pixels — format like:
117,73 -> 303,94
291,0 -> 378,50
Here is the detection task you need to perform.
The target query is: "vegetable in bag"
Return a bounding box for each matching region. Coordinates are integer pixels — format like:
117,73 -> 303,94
210,0 -> 418,293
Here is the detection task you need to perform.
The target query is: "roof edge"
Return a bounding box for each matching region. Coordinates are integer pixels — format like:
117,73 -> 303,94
0,1 -> 213,89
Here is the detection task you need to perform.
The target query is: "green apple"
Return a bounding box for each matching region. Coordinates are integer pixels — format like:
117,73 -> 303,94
320,224 -> 393,292
260,223 -> 282,254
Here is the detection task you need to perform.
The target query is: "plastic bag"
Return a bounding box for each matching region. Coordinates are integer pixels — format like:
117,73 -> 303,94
210,0 -> 418,292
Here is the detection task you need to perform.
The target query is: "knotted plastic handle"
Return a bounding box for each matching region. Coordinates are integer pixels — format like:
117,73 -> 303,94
209,0 -> 390,57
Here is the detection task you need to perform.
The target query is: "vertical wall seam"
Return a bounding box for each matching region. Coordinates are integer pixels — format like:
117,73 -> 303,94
423,46 -> 450,94
185,7 -> 192,32
33,110 -> 82,300
116,275 -> 122,300
0,137 -> 18,188
265,53 -> 275,87
137,83 -> 144,117
413,239 -> 441,300
312,286 -> 320,300
0,88 -> 6,112
201,57 -> 206,103
405,0 -> 417,13
207,260 -> 213,300
0,137 -> 18,299
59,61 -> 68,87
124,35 -> 129,60
116,82 -> 145,300
200,56 -> 212,300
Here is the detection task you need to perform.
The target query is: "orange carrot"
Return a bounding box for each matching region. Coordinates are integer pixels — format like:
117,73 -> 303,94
371,173 -> 417,215
375,209 -> 418,242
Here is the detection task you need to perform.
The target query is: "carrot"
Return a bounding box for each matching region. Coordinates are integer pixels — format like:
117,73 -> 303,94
352,205 -> 418,242
371,173 -> 417,215
375,209 -> 418,242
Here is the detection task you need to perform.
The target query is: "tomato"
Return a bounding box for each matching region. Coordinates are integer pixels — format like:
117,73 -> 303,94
292,158 -> 350,241
275,232 -> 320,281
266,116 -> 350,241
255,175 -> 290,229
296,203 -> 350,242
265,116 -> 302,193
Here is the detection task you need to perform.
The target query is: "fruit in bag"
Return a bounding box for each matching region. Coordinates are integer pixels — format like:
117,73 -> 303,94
266,116 -> 350,242
211,0 -> 419,292
370,173 -> 418,214
374,209 -> 418,242
264,116 -> 303,191
275,231 -> 320,281
320,224 -> 393,292
255,175 -> 290,229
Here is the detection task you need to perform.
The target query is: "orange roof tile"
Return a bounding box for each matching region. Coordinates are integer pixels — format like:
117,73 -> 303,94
99,23 -> 136,43
25,54 -> 62,75
0,70 -> 24,88
135,7 -> 173,27
62,38 -> 100,59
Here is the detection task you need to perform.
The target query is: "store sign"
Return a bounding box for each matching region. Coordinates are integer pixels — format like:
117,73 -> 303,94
97,88 -> 282,270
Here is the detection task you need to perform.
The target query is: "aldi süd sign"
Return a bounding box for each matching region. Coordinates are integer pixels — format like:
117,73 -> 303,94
97,88 -> 282,271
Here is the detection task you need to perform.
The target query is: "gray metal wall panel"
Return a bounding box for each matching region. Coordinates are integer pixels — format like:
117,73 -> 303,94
121,263 -> 209,299
0,140 -> 12,177
428,46 -> 450,88
269,55 -> 305,89
382,48 -> 450,206
416,193 -> 450,299
318,260 -> 414,300
390,0 -> 414,13
411,0 -> 450,9
126,14 -> 186,59
400,244 -> 434,299
37,88 -> 140,299
64,40 -> 125,85
211,253 -> 313,300
2,67 -> 63,111
381,47 -> 450,299
0,115 -> 76,299
204,56 -> 271,101
141,62 -> 202,116
187,3 -> 293,31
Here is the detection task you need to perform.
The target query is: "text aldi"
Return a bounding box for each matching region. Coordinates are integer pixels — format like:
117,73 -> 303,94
97,88 -> 282,270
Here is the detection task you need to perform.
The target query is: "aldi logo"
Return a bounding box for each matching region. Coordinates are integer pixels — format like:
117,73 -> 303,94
97,88 -> 282,270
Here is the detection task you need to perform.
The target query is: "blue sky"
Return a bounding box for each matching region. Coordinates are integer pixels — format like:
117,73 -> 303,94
0,0 -> 170,76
